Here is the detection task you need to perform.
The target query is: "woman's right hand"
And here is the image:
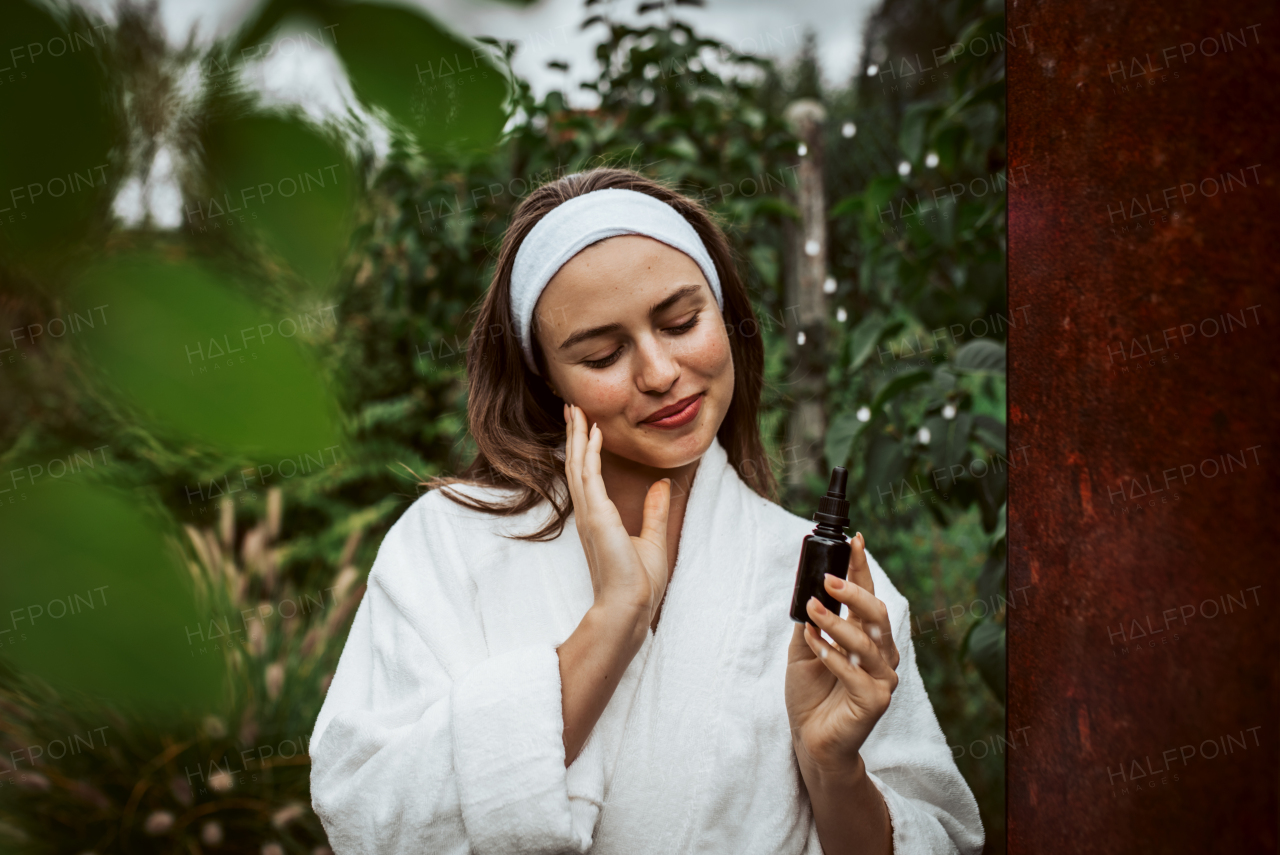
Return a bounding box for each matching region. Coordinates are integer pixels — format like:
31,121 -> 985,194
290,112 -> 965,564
564,402 -> 672,628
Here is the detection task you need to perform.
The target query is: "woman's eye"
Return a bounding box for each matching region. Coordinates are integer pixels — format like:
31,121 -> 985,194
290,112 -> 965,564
667,312 -> 700,335
583,348 -> 622,369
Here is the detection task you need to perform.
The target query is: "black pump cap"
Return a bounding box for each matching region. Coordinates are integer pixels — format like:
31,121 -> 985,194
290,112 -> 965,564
813,466 -> 851,529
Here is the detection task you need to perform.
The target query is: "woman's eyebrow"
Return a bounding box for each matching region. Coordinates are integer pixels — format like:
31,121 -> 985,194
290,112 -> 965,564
557,283 -> 704,351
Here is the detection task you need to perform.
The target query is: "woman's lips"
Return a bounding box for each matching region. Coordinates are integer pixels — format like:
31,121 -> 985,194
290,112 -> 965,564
641,393 -> 703,429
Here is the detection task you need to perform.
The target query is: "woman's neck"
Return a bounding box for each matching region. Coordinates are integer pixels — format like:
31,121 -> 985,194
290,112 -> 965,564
599,447 -> 701,575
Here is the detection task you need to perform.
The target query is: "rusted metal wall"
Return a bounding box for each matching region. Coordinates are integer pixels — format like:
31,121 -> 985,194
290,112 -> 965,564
1007,2 -> 1279,851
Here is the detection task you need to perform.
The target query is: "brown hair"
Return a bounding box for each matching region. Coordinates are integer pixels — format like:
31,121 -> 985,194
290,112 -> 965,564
426,167 -> 778,540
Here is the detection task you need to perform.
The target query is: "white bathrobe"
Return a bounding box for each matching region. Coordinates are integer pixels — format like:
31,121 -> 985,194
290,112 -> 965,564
310,435 -> 984,854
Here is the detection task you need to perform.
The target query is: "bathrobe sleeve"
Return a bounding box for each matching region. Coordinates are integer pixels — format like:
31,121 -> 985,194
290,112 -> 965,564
309,495 -> 606,855
857,548 -> 986,855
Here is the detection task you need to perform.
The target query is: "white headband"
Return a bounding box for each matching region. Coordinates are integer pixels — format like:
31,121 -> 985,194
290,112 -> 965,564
509,186 -> 724,376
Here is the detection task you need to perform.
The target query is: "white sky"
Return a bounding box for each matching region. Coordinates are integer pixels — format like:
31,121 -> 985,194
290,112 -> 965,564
78,0 -> 876,107
74,0 -> 878,225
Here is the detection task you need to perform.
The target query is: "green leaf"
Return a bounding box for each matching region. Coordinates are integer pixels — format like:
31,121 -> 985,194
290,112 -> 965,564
865,434 -> 907,507
749,245 -> 779,288
953,338 -> 1006,374
961,618 -> 1006,705
201,109 -> 356,287
870,368 -> 931,413
66,251 -> 342,457
976,547 -> 1007,605
830,192 -> 861,218
862,175 -> 902,220
942,411 -> 973,473
848,310 -> 887,371
0,1 -> 118,266
972,413 -> 1007,455
0,478 -> 225,715
328,2 -> 511,153
898,102 -> 932,163
825,407 -> 865,470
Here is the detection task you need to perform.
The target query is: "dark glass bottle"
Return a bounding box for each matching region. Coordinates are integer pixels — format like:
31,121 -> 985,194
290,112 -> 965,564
789,466 -> 852,625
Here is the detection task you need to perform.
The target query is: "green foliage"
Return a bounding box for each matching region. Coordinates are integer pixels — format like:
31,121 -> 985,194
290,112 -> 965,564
0,1 -> 122,269
825,0 -> 1009,709
66,251 -> 343,457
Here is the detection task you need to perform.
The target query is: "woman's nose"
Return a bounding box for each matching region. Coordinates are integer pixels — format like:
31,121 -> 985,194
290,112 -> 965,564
635,334 -> 679,391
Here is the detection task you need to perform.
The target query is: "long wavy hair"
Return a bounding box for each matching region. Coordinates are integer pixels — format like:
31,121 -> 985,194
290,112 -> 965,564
426,167 -> 778,540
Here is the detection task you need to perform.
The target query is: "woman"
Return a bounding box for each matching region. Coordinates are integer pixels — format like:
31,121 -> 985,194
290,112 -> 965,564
310,168 -> 984,854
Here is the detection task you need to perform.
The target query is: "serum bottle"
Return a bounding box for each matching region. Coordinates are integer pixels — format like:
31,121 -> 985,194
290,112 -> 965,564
789,466 -> 852,625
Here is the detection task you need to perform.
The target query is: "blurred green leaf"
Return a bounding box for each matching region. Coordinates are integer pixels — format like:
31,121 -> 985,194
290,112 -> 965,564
328,2 -> 511,152
898,102 -> 932,163
825,407 -> 865,470
865,434 -> 907,506
972,413 -> 1006,455
0,1 -> 118,266
953,338 -> 1006,373
66,251 -> 342,457
0,478 -> 224,714
848,310 -> 887,371
942,411 -> 972,472
960,617 -> 1005,705
870,368 -> 930,413
201,110 -> 356,287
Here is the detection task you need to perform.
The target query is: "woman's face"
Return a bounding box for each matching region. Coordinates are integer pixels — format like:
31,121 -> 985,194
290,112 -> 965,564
533,234 -> 734,470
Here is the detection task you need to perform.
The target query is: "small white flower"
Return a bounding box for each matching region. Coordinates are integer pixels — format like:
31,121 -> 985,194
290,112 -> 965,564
797,142 -> 808,157
869,626 -> 882,641
144,811 -> 175,836
201,822 -> 224,846
823,276 -> 837,294
916,426 -> 931,444
897,161 -> 911,177
842,122 -> 857,138
866,64 -> 879,76
942,403 -> 957,419
856,406 -> 871,422
210,770 -> 234,793
796,331 -> 807,346
848,652 -> 861,668
836,307 -> 848,323
804,239 -> 820,257
925,151 -> 940,168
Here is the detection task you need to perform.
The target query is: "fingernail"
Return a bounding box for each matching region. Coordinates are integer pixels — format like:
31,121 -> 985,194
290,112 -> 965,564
848,652 -> 860,668
824,573 -> 844,590
818,643 -> 828,660
808,596 -> 827,616
869,626 -> 882,641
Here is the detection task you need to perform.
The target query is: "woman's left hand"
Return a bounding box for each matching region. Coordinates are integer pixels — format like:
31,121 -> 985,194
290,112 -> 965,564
785,532 -> 901,773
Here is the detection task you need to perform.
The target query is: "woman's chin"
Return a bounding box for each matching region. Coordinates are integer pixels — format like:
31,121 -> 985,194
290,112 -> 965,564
614,426 -> 715,471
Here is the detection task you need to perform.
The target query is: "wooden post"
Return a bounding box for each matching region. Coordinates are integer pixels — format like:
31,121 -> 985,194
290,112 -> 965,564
783,98 -> 828,491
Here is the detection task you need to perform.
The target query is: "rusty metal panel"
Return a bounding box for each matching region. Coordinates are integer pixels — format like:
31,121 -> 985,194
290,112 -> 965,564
1007,2 -> 1280,852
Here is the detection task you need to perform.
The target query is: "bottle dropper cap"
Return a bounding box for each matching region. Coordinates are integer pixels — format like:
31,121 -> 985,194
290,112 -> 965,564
813,466 -> 851,529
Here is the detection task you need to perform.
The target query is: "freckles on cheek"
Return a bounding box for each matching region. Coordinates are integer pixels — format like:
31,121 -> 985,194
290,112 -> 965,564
576,376 -> 631,415
695,328 -> 732,374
